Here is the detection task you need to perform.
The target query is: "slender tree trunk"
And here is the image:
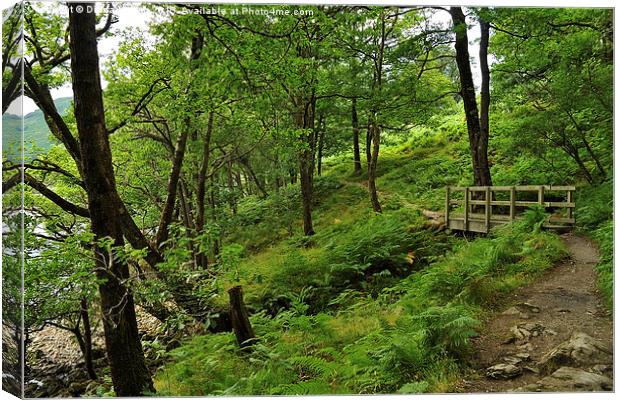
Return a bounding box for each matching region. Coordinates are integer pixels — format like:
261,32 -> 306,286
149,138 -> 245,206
351,98 -> 362,174
177,178 -> 202,269
317,116 -> 325,176
450,7 -> 492,187
368,119 -> 382,213
68,5 -> 154,395
242,171 -> 253,195
478,17 -> 493,186
581,136 -> 607,181
208,179 -> 221,258
154,128 -> 189,246
73,327 -> 88,371
299,161 -> 314,235
80,298 -> 97,380
367,12 -> 386,213
226,159 -> 238,214
294,95 -> 316,236
567,112 -> 607,181
14,324 -> 23,392
155,29 -> 203,246
235,170 -> 244,194
178,179 -> 194,230
195,111 -> 214,268
564,144 -> 595,184
239,157 -> 268,197
195,110 -> 214,233
272,155 -> 282,192
365,119 -> 372,170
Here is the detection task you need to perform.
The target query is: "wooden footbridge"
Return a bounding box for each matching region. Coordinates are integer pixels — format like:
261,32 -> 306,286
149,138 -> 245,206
445,185 -> 576,233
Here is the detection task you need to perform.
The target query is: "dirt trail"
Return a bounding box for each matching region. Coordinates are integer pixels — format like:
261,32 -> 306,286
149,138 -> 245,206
460,233 -> 613,393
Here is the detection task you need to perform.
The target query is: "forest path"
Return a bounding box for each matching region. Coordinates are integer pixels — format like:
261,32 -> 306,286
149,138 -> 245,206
459,233 -> 613,393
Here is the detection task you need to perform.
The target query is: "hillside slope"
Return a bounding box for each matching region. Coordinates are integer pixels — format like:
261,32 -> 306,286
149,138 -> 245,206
2,97 -> 71,160
150,133 -> 574,396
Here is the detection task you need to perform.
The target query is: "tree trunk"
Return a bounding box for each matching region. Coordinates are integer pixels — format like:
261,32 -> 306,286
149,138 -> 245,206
228,286 -> 256,350
564,143 -> 595,184
80,298 -> 97,380
154,129 -> 189,246
14,323 -> 23,394
208,179 -> 221,259
178,178 -> 194,231
351,98 -> 362,174
226,159 -> 238,214
316,115 -> 325,176
478,17 -> 493,186
368,119 -> 382,213
234,170 -> 243,194
567,112 -> 607,181
365,119 -> 372,170
450,7 -> 492,187
195,111 -> 214,268
294,95 -> 316,236
195,110 -> 215,232
239,157 -> 268,198
155,29 -> 203,246
582,136 -> 607,181
367,12 -> 386,213
68,4 -> 154,395
272,155 -> 282,192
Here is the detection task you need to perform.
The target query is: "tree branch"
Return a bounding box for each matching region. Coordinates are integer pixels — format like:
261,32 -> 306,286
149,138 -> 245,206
21,173 -> 90,218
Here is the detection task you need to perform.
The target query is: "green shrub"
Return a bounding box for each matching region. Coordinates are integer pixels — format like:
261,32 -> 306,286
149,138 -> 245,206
576,180 -> 613,310
576,180 -> 613,229
593,220 -> 613,309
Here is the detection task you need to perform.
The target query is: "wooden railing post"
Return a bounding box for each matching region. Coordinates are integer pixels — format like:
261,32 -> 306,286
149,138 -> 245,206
510,186 -> 516,220
567,189 -> 574,220
538,185 -> 545,206
485,186 -> 491,233
464,187 -> 469,231
445,186 -> 450,227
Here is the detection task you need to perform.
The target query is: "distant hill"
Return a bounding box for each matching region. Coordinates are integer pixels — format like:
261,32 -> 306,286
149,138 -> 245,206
2,97 -> 72,161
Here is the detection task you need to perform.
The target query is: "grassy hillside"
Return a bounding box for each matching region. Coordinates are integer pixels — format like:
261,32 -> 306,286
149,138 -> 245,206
151,128 -> 570,396
2,97 -> 71,160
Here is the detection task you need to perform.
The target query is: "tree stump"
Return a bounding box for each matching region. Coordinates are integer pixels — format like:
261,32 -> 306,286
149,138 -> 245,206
228,285 -> 256,350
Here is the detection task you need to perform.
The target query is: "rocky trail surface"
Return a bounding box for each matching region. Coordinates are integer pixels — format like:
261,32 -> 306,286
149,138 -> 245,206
460,233 -> 613,393
24,308 -> 164,397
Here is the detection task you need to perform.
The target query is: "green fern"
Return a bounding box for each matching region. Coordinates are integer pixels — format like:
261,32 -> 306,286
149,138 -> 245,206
415,305 -> 480,357
289,355 -> 337,379
274,380 -> 335,395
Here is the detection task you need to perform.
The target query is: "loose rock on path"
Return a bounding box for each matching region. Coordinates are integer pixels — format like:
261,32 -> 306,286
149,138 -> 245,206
460,233 -> 613,393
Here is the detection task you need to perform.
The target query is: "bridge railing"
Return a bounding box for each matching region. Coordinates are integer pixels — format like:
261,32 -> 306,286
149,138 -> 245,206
444,185 -> 576,233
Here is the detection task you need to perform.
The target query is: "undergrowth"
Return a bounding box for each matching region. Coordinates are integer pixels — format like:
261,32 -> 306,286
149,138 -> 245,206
150,126 -> 590,395
154,209 -> 567,395
575,180 -> 613,309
